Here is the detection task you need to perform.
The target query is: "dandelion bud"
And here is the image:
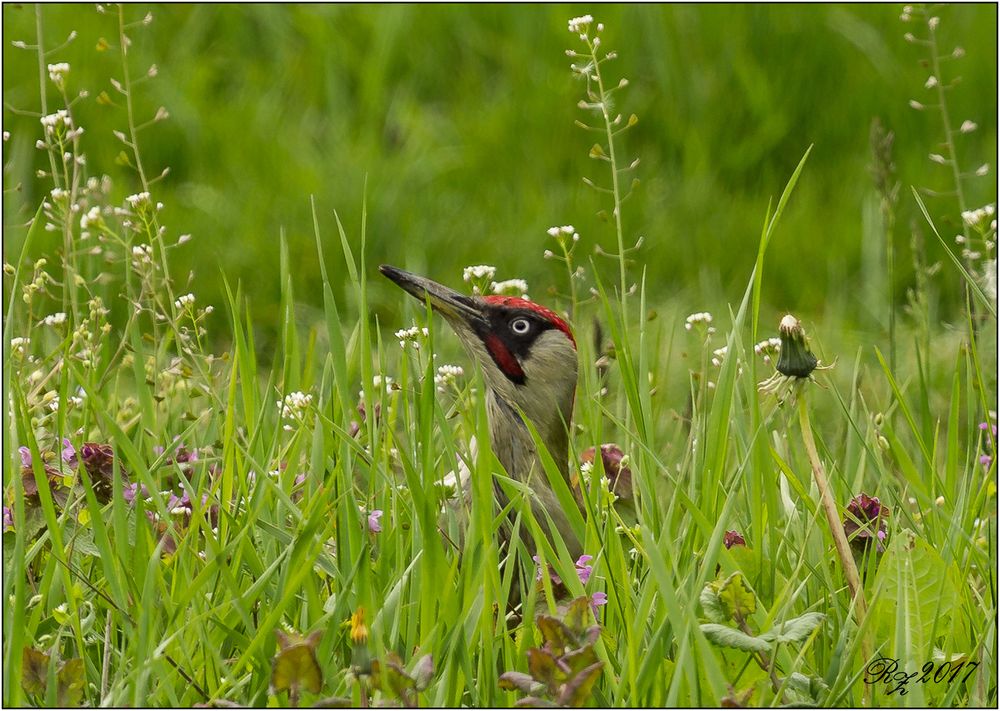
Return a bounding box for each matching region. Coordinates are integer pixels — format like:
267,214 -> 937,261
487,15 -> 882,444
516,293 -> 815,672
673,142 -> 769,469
775,315 -> 818,378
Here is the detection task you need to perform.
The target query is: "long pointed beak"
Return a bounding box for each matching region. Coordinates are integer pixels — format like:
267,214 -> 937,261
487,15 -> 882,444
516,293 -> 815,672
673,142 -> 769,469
379,265 -> 484,325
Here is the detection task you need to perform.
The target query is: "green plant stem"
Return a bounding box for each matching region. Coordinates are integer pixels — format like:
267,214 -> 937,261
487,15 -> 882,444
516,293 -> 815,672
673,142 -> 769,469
586,45 -> 628,314
34,5 -> 60,184
796,395 -> 872,664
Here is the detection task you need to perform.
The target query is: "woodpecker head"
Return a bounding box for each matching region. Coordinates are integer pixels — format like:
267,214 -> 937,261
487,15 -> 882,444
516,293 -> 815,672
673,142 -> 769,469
379,265 -> 578,435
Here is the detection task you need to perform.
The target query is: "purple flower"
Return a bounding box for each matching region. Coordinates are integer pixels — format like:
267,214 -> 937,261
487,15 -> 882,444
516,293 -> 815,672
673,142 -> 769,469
843,493 -> 889,554
3,506 -> 13,532
981,454 -> 993,468
18,446 -> 31,468
979,421 -> 998,436
575,555 -> 593,585
532,555 -> 562,586
723,530 -> 746,549
61,438 -> 76,466
589,591 -> 607,616
123,482 -> 150,505
367,509 -> 383,533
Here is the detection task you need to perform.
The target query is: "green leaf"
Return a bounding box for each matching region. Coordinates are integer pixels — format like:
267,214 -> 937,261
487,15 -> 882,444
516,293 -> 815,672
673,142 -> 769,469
21,647 -> 49,695
871,529 -> 962,657
759,612 -> 826,644
499,672 -> 545,695
781,671 -> 829,703
699,582 -> 726,623
526,648 -> 558,687
410,654 -> 434,692
270,631 -> 323,696
699,624 -> 770,653
56,658 -> 85,707
536,615 -> 573,654
718,572 -> 756,620
557,661 -> 603,707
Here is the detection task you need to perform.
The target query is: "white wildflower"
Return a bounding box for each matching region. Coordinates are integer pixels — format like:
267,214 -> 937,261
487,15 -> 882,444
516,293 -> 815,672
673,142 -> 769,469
177,233 -> 192,245
434,364 -> 464,392
491,278 -> 529,297
928,16 -> 939,30
395,325 -> 429,350
278,391 -> 312,419
462,264 -> 496,282
684,311 -> 713,331
976,164 -> 990,176
929,153 -> 946,164
711,346 -> 728,367
174,293 -> 195,309
47,62 -> 70,85
568,15 -> 593,34
125,192 -> 151,209
131,243 -> 153,265
80,206 -> 102,230
908,99 -> 924,110
924,75 -> 938,89
42,312 -> 67,327
39,110 -> 71,135
960,120 -> 978,133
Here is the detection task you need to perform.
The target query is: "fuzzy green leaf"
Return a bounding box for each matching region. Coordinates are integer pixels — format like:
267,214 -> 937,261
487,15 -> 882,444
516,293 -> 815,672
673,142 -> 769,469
699,624 -> 770,653
759,612 -> 826,644
699,583 -> 726,623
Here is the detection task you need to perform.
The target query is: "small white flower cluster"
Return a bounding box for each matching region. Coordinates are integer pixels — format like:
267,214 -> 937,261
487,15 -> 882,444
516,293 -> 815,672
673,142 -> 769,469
711,346 -> 728,367
962,204 -> 995,229
10,337 -> 30,356
80,206 -> 102,234
546,224 -> 579,241
463,264 -> 497,295
490,279 -> 529,297
40,110 -> 72,136
924,75 -> 938,89
463,264 -> 496,282
371,374 -> 395,396
395,325 -> 429,350
900,4 -> 913,21
567,15 -> 593,34
960,120 -> 978,134
131,243 -> 153,266
47,62 -> 70,86
126,192 -> 151,209
42,312 -> 67,327
174,293 -> 195,309
434,364 -> 464,392
684,312 -> 715,332
753,337 -> 782,364
278,391 -> 312,419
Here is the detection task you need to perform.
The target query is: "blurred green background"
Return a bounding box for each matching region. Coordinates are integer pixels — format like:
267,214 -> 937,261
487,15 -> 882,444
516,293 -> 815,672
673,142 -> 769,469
3,4 -> 996,345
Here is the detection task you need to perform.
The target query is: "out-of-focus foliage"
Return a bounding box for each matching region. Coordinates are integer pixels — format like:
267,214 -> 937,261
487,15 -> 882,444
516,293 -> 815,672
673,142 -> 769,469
3,4 -> 996,343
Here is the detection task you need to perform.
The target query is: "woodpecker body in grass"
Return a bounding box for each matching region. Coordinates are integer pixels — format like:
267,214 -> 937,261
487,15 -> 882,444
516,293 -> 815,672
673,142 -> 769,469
380,265 -> 582,560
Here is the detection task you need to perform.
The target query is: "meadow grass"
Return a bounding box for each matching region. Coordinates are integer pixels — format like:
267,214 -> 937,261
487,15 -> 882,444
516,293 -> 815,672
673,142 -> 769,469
2,4 -> 997,708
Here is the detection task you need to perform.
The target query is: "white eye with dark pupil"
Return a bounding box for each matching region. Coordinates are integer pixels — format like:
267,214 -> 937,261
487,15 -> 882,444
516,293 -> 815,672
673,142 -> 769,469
510,318 -> 531,335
